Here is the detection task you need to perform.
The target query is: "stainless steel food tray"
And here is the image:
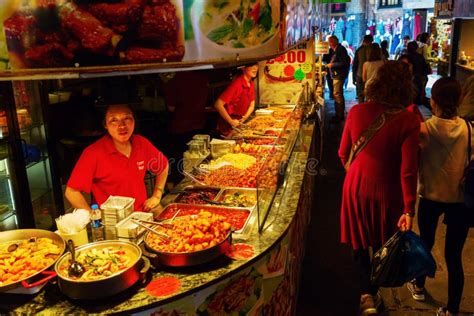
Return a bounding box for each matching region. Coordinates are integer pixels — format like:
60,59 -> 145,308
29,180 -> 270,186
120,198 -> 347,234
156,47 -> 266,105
214,188 -> 258,209
173,186 -> 222,205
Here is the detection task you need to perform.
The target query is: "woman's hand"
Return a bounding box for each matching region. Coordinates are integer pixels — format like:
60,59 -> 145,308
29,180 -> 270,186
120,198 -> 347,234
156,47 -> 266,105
143,195 -> 161,212
397,213 -> 413,231
230,119 -> 240,127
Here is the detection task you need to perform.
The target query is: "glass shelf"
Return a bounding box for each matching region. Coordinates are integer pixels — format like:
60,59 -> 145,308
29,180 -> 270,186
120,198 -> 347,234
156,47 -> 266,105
30,187 -> 52,203
20,122 -> 45,134
0,209 -> 14,222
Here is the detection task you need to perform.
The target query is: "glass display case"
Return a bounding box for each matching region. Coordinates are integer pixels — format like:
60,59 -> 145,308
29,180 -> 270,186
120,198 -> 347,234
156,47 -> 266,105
255,102 -> 305,232
0,81 -> 64,231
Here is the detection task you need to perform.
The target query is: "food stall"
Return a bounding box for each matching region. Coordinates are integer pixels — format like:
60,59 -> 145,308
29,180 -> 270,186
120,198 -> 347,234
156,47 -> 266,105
448,0 -> 474,82
0,0 -> 327,314
0,94 -> 319,315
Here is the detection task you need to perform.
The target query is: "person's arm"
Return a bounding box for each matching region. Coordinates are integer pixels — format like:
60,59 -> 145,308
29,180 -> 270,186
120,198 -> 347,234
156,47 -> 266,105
65,146 -> 96,211
338,110 -> 353,166
214,98 -> 240,127
352,49 -> 359,83
362,62 -> 368,83
242,100 -> 255,122
143,163 -> 169,213
397,119 -> 420,231
65,187 -> 92,211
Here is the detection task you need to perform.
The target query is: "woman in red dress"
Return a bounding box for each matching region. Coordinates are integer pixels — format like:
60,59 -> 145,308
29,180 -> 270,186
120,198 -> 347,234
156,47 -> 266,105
338,61 -> 420,315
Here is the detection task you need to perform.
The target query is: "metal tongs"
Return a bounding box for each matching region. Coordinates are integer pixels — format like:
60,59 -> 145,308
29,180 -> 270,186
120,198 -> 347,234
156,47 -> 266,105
182,169 -> 207,186
131,219 -> 171,242
199,195 -> 232,206
135,219 -> 173,229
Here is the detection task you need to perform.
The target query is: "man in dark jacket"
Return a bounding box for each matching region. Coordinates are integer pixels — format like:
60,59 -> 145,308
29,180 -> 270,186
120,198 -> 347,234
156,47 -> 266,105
353,35 -> 373,103
404,41 -> 430,105
327,35 -> 350,122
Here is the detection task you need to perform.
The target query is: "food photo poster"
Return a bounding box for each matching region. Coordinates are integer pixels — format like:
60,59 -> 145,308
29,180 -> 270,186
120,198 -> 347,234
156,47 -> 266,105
0,0 -> 318,72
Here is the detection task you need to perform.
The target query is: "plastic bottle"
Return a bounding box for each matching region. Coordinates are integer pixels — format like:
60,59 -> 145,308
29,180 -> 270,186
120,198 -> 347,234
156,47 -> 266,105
90,204 -> 105,241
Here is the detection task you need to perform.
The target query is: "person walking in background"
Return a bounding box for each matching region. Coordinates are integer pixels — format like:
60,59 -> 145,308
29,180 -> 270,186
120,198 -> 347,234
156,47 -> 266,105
362,43 -> 385,91
327,35 -> 351,123
342,41 -> 355,90
403,41 -> 430,105
339,61 -> 419,316
323,47 -> 335,99
353,35 -> 374,103
417,32 -> 431,60
409,77 -> 470,316
380,40 -> 390,60
395,35 -> 410,60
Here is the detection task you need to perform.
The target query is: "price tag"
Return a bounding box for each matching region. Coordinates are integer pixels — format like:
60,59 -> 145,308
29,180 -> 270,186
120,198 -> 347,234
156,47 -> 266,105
284,65 -> 295,76
301,62 -> 312,73
294,69 -> 305,81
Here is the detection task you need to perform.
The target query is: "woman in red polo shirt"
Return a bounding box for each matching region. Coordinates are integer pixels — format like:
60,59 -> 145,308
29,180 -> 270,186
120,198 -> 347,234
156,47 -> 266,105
65,104 -> 168,213
215,63 -> 258,136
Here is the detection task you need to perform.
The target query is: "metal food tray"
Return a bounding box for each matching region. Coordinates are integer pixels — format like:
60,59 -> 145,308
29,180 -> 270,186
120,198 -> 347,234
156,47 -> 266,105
214,188 -> 258,209
173,186 -> 222,205
157,203 -> 254,234
265,104 -> 296,110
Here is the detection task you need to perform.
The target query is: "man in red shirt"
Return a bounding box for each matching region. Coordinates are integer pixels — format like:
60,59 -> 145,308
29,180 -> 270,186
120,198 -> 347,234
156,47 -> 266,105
215,63 -> 258,136
65,104 -> 168,213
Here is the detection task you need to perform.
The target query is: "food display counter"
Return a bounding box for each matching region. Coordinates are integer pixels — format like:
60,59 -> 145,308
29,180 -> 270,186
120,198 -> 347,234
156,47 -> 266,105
0,102 -> 318,315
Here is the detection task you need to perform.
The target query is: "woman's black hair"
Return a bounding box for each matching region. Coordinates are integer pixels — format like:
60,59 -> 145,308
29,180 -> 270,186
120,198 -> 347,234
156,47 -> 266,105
238,62 -> 259,69
102,103 -> 136,127
407,41 -> 418,54
419,32 -> 430,44
431,77 -> 462,119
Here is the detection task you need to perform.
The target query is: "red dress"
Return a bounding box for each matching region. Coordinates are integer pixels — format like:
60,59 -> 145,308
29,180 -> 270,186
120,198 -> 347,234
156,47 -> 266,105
338,102 -> 420,250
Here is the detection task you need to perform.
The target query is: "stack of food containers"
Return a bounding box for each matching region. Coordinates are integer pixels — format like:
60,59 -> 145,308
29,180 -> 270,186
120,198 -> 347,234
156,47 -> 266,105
210,139 -> 236,159
115,212 -> 153,243
100,196 -> 135,239
183,137 -> 210,172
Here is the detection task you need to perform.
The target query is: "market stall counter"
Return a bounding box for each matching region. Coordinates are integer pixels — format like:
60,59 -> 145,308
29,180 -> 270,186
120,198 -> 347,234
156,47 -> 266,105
0,119 -> 318,315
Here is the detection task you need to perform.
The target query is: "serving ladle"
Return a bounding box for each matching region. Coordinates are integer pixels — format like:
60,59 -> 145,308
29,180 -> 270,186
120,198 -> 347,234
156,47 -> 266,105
67,239 -> 85,278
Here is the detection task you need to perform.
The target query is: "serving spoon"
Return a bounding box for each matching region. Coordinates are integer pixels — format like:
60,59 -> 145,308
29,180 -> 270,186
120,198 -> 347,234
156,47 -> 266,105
67,239 -> 85,278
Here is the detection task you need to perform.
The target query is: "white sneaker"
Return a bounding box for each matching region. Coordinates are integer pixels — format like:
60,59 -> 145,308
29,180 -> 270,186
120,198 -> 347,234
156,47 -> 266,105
407,280 -> 426,301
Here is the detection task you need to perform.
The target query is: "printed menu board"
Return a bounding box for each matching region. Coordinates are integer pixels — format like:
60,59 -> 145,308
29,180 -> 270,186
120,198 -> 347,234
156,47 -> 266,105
258,38 -> 315,105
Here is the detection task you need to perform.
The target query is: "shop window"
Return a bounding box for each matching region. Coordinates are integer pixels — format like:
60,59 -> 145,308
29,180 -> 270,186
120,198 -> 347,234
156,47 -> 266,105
331,3 -> 346,13
379,0 -> 402,8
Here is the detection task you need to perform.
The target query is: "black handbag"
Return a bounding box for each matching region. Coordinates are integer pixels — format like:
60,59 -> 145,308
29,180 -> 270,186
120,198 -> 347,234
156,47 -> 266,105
371,231 -> 405,287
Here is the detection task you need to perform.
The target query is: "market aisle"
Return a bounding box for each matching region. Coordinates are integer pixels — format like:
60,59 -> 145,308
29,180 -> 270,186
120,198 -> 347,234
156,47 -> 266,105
297,91 -> 474,315
296,95 -> 360,316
